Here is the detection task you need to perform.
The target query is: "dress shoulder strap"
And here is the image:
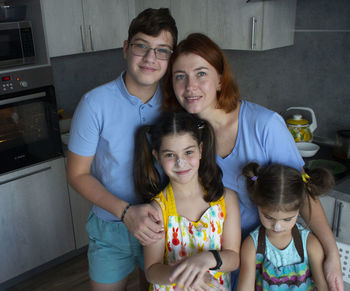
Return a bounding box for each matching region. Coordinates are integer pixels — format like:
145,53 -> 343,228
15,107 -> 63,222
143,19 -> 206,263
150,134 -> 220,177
209,196 -> 226,220
292,224 -> 304,262
257,226 -> 266,255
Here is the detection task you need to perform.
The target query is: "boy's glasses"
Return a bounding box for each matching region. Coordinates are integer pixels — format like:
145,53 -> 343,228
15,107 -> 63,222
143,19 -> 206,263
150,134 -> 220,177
129,43 -> 173,60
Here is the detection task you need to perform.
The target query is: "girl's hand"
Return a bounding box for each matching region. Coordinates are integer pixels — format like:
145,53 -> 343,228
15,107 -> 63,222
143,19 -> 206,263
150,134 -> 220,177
169,253 -> 224,290
123,203 -> 164,246
323,252 -> 344,291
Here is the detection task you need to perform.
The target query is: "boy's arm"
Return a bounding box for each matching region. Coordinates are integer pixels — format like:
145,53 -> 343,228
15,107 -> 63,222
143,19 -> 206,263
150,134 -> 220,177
300,197 -> 343,291
67,150 -> 164,246
307,233 -> 329,291
237,236 -> 256,291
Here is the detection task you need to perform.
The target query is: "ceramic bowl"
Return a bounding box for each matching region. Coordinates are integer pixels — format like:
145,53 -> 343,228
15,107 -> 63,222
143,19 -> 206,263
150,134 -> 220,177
296,142 -> 320,158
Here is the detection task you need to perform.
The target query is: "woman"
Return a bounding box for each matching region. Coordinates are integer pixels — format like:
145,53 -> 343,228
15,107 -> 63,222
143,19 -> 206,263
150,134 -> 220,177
162,33 -> 343,291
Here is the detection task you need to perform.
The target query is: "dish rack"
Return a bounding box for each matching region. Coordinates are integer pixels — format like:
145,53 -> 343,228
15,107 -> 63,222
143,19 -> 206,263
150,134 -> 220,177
337,241 -> 350,284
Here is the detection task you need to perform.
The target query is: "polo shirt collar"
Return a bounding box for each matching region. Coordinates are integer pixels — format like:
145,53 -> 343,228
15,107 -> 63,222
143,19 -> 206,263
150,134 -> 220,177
117,71 -> 162,107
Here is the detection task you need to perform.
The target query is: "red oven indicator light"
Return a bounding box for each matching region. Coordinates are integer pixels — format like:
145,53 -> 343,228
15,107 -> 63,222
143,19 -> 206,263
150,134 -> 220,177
2,76 -> 11,82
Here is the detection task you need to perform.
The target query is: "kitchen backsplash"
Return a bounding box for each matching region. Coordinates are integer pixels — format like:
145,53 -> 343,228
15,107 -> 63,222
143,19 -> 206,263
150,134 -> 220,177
51,0 -> 350,140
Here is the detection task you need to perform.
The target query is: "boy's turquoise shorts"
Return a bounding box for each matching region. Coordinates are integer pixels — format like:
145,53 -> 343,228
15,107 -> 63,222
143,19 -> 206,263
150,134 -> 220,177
85,211 -> 144,284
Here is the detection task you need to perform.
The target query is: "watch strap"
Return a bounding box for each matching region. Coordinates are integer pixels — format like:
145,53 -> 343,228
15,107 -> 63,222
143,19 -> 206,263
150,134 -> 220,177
209,250 -> 222,270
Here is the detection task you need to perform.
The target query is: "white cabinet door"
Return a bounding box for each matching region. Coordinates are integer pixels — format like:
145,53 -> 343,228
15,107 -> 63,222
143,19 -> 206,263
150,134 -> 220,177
0,158 -> 75,283
42,0 -> 134,57
335,199 -> 350,244
170,0 -> 207,41
41,0 -> 85,57
68,184 -> 92,249
207,0 -> 296,50
135,0 -> 170,14
84,0 -> 133,52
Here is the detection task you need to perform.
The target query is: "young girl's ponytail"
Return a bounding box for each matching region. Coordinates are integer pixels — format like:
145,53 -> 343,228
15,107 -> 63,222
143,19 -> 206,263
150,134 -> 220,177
242,162 -> 260,196
303,168 -> 335,200
134,125 -> 162,202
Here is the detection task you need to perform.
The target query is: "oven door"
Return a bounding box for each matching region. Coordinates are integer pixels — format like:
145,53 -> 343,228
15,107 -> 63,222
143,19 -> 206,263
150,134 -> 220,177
0,85 -> 62,174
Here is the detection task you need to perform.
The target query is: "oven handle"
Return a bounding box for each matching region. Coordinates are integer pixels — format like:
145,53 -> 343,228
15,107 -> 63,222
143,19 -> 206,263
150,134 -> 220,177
0,92 -> 46,106
0,166 -> 51,185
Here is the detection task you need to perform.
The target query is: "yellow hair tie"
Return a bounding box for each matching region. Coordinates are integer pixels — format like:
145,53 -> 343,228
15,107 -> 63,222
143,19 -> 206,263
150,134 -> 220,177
302,173 -> 310,183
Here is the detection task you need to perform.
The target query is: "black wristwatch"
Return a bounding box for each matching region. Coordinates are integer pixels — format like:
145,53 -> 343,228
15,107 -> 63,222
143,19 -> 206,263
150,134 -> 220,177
209,250 -> 222,270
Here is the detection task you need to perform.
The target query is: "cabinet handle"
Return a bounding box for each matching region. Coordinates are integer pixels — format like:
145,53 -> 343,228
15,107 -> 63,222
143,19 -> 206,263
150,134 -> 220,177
335,201 -> 343,237
89,25 -> 94,51
251,17 -> 257,50
80,25 -> 86,52
0,167 -> 51,185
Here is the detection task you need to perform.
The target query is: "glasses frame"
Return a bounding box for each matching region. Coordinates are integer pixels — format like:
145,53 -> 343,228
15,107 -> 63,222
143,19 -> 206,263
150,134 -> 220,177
128,42 -> 173,60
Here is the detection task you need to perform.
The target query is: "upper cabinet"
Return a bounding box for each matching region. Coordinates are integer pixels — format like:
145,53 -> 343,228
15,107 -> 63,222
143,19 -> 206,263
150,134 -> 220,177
41,0 -> 133,57
208,0 -> 297,50
135,0 -> 297,50
42,0 -> 297,57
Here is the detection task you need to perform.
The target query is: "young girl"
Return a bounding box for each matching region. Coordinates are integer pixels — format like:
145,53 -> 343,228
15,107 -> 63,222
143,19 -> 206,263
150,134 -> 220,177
134,111 -> 241,290
237,163 -> 335,291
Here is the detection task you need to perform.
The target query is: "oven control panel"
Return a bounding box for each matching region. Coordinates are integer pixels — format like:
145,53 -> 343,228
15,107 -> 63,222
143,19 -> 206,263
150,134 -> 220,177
0,66 -> 53,96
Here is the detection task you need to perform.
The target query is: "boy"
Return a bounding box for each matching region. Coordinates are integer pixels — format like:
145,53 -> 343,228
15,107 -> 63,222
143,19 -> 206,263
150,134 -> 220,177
67,8 -> 177,291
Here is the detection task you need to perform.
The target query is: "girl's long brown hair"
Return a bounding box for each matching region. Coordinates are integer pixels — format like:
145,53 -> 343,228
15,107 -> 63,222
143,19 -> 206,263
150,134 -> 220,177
134,111 -> 224,203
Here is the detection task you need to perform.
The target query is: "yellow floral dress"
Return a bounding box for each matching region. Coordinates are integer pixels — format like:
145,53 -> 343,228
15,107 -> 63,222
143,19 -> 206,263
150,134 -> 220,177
150,183 -> 231,291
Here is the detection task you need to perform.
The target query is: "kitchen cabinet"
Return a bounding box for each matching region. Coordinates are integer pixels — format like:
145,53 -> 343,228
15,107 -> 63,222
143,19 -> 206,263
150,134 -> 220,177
320,193 -> 350,244
135,0 -> 296,50
63,157 -> 92,249
67,185 -> 92,249
41,0 -> 133,57
0,158 -> 75,284
135,0 -> 207,42
207,0 -> 297,50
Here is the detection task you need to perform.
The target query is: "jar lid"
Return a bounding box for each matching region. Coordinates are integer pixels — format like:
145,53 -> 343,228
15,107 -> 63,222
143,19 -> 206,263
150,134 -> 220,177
287,114 -> 309,125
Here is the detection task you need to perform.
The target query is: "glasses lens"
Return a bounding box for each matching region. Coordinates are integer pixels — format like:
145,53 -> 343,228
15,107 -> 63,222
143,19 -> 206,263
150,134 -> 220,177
155,48 -> 172,60
130,43 -> 172,60
131,44 -> 147,56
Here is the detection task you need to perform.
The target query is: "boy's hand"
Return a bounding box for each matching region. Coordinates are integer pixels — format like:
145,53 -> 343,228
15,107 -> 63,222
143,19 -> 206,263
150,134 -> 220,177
123,203 -> 164,246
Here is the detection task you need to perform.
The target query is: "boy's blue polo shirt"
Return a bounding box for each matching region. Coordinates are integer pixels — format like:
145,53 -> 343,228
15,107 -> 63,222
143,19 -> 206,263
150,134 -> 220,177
69,72 -> 162,222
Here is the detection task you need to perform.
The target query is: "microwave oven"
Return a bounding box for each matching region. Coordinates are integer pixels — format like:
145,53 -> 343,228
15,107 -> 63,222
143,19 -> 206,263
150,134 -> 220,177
0,21 -> 36,68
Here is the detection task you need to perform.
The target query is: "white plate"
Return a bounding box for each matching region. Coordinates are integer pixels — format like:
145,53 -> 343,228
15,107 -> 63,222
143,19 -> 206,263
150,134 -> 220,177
296,142 -> 320,158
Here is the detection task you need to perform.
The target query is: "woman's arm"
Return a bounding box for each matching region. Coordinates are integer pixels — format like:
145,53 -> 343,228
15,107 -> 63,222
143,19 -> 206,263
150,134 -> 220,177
170,189 -> 241,290
307,233 -> 329,291
300,197 -> 343,291
237,236 -> 256,291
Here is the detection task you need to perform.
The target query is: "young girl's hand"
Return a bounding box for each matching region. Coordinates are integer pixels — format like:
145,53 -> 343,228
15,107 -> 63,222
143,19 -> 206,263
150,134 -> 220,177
169,252 -> 223,290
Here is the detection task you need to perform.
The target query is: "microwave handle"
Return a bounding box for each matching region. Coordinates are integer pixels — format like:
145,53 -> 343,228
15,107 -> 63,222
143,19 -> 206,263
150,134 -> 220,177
80,25 -> 86,52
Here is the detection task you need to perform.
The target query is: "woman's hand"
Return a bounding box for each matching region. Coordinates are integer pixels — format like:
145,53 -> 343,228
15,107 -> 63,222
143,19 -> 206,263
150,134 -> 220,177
323,252 -> 344,291
169,253 -> 224,290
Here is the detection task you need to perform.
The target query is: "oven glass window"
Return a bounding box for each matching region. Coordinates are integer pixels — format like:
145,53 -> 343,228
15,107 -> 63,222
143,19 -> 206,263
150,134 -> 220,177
0,102 -> 49,151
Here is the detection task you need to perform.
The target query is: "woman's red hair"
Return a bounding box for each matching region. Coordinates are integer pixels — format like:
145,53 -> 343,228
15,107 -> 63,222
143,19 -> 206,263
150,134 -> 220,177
162,33 -> 240,113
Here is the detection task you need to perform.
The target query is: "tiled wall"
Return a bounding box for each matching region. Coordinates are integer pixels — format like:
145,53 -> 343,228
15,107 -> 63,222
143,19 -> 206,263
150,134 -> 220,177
51,0 -> 350,139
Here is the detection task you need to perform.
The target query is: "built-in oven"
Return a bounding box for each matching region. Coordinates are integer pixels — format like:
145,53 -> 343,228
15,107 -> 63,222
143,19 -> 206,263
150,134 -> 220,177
0,66 -> 62,174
